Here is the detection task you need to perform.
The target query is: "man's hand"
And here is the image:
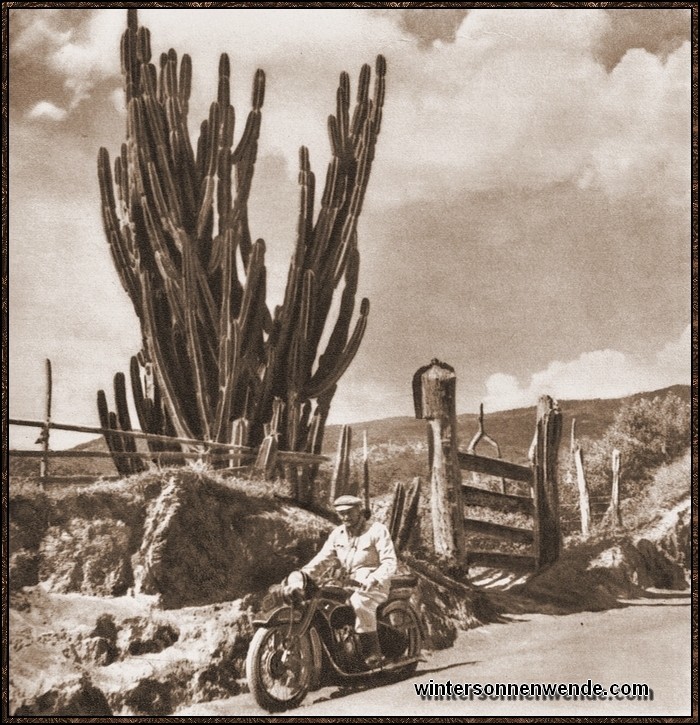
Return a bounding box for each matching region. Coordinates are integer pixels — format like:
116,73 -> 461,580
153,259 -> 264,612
282,585 -> 304,605
360,578 -> 377,592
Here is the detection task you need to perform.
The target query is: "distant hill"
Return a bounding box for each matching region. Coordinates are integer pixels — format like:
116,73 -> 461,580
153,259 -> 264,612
9,385 -> 690,481
9,435 -> 117,480
325,384 -> 691,465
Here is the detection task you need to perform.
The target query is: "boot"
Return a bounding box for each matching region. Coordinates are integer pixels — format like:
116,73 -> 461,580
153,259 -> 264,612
359,631 -> 383,668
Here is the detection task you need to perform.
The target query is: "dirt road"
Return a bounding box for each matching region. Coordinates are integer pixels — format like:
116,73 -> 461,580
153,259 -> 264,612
177,593 -> 692,718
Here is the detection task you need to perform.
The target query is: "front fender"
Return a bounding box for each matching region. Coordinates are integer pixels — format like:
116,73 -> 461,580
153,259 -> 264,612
252,604 -> 303,627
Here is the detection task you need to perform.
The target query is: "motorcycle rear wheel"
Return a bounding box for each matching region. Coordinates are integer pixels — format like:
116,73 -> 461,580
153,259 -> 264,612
246,625 -> 314,712
378,600 -> 422,676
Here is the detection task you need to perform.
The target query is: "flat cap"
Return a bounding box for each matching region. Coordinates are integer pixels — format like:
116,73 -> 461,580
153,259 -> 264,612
333,495 -> 363,510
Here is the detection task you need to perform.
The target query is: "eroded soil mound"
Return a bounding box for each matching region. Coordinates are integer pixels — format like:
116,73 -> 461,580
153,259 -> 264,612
10,472 -> 333,607
495,497 -> 690,614
133,473 -> 332,607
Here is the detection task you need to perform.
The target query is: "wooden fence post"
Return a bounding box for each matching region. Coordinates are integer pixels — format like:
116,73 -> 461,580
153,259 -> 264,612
412,360 -> 464,562
571,418 -> 591,539
39,358 -> 52,484
230,418 -> 249,469
362,430 -> 370,518
387,481 -> 406,544
608,448 -> 623,528
387,477 -> 422,552
530,395 -> 562,569
396,477 -> 422,553
253,399 -> 283,482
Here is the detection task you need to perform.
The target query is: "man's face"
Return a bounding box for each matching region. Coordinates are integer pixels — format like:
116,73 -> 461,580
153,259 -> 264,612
336,505 -> 364,533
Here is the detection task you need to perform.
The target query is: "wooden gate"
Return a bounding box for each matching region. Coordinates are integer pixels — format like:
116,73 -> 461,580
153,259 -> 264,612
413,360 -> 562,572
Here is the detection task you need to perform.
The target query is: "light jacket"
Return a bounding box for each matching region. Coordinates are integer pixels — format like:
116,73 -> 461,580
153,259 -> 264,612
302,520 -> 397,589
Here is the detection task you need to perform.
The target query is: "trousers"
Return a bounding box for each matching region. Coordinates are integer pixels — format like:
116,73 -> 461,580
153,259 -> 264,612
349,587 -> 389,633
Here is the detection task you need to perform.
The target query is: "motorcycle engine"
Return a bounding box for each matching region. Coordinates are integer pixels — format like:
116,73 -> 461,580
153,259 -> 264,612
332,625 -> 361,667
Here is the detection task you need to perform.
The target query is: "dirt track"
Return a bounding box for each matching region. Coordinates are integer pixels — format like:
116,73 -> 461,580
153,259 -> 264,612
177,592 -> 692,718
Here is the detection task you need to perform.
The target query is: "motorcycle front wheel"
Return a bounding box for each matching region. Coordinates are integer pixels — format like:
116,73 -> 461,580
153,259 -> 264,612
246,625 -> 315,712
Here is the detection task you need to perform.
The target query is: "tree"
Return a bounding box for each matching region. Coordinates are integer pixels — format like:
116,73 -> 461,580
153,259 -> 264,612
584,393 -> 690,500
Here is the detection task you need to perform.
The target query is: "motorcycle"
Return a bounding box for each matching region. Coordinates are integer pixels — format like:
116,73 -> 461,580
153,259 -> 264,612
246,569 -> 423,712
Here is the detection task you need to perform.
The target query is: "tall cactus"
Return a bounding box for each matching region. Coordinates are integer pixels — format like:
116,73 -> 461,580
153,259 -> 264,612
98,9 -> 385,471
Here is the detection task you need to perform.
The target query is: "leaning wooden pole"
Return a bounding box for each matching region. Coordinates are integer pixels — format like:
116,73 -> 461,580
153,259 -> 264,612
413,360 -> 465,563
329,424 -> 353,501
530,395 -> 563,569
362,430 -> 371,518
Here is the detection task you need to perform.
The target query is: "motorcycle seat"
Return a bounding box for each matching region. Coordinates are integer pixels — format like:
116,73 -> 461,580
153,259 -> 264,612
390,575 -> 417,589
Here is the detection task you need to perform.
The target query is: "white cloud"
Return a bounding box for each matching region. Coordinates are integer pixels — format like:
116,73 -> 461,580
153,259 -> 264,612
10,10 -> 71,55
375,9 -> 691,207
12,9 -> 691,208
12,10 -> 122,112
27,101 -> 67,121
483,324 -> 691,411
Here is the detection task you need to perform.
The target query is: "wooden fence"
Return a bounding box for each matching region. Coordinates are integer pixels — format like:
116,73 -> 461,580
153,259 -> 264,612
9,417 -> 329,488
414,360 -> 562,572
10,358 -> 334,498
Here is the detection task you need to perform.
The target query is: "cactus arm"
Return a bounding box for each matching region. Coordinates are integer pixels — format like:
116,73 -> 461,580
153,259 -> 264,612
114,372 -> 146,473
130,355 -> 151,434
212,226 -> 240,441
97,389 -> 127,475
313,242 -> 359,382
98,148 -> 142,311
182,244 -> 212,440
303,298 -> 369,399
140,272 -> 196,441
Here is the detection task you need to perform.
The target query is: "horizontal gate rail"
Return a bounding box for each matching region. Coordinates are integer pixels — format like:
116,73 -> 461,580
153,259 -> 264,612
463,518 -> 534,545
457,451 -> 532,483
462,483 -> 534,515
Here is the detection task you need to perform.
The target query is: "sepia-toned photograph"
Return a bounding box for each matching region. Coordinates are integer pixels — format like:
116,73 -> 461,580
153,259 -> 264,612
5,5 -> 695,719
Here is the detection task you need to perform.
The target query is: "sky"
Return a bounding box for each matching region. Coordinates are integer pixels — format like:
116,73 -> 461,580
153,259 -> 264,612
8,7 -> 693,449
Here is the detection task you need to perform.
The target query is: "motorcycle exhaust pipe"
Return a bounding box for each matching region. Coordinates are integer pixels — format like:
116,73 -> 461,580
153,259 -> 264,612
319,638 -> 425,679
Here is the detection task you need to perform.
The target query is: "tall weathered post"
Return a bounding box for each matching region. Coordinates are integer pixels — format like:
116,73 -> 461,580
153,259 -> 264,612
608,448 -> 623,528
362,430 -> 371,518
413,360 -> 465,563
530,395 -> 563,568
571,418 -> 591,539
39,358 -> 52,484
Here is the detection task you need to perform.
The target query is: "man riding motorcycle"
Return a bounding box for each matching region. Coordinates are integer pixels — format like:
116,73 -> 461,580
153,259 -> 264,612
300,494 -> 397,667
